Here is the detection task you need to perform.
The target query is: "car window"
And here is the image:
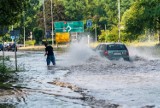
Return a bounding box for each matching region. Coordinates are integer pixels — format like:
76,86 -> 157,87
96,45 -> 102,50
95,45 -> 100,50
99,45 -> 104,50
101,45 -> 106,50
107,44 -> 127,50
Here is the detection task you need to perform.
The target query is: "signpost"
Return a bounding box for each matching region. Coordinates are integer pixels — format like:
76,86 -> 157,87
10,30 -> 20,40
86,20 -> 92,28
86,20 -> 92,45
54,21 -> 84,33
46,30 -> 51,38
10,30 -> 20,71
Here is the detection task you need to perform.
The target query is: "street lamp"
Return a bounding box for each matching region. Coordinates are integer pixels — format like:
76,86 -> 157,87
51,0 -> 54,45
23,11 -> 25,47
43,0 -> 47,41
118,0 -> 121,42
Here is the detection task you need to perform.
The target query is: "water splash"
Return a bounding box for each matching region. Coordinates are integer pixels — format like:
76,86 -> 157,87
59,37 -> 96,66
128,46 -> 160,61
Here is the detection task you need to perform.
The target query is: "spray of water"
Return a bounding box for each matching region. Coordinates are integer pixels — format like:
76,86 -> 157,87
128,46 -> 160,61
58,37 -> 97,66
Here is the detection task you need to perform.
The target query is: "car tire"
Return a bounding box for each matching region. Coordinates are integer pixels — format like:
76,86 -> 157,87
124,57 -> 130,61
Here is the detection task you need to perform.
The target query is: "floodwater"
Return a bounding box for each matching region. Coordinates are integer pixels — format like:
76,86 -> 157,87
1,42 -> 160,108
0,51 -> 90,108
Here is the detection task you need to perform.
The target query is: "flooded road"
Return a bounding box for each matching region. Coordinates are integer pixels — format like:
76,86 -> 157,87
0,51 -> 90,108
1,43 -> 160,108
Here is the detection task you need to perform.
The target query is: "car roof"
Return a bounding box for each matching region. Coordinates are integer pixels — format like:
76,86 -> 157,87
98,42 -> 125,45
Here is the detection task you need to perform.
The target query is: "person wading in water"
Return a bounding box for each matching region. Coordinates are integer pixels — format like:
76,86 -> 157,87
44,43 -> 56,66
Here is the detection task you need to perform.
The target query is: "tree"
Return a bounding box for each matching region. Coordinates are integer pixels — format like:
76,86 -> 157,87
122,0 -> 160,42
37,0 -> 65,38
33,27 -> 43,44
0,0 -> 29,26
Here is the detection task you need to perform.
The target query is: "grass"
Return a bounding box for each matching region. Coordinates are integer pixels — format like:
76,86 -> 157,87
126,41 -> 159,47
0,56 -> 18,90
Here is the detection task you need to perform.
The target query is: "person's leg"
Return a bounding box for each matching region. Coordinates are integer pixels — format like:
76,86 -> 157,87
46,56 -> 50,66
51,55 -> 55,65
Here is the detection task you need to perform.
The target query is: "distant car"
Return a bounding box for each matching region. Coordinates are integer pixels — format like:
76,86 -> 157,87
0,44 -> 3,51
95,43 -> 130,61
5,43 -> 17,51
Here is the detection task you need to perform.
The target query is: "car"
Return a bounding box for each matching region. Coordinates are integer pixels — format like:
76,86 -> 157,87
95,43 -> 130,61
5,43 -> 17,51
0,44 -> 3,51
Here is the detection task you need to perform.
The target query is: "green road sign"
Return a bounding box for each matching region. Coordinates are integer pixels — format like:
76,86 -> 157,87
54,21 -> 84,33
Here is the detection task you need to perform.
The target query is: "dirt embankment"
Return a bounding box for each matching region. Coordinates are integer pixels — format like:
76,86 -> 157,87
49,80 -> 120,108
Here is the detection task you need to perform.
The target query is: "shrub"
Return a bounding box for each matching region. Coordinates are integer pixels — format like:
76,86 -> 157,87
25,40 -> 36,46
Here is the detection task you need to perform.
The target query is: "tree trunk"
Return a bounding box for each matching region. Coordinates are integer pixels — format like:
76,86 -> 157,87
158,30 -> 160,44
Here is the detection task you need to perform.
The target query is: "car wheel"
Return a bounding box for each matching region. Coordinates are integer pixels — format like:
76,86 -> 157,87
124,57 -> 130,61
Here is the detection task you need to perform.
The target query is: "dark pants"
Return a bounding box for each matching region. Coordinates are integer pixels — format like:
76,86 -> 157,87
46,55 -> 55,66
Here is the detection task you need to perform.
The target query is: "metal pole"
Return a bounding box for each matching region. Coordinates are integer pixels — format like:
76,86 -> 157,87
43,0 -> 47,40
14,36 -> 17,71
2,27 -> 4,68
95,24 -> 97,42
51,0 -> 54,45
23,9 -> 25,47
118,0 -> 121,42
24,27 -> 25,47
105,24 -> 107,42
158,30 -> 160,44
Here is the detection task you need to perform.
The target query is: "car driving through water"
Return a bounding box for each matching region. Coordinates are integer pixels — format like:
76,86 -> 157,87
95,43 -> 130,61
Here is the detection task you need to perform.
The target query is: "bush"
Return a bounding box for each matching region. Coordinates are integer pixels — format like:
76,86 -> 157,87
25,40 -> 36,46
0,59 -> 17,89
98,26 -> 119,42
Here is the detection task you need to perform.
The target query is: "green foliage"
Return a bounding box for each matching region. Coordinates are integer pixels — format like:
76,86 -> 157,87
0,64 -> 11,75
33,27 -> 43,44
1,0 -> 159,43
0,60 -> 18,89
0,0 -> 29,26
98,30 -> 107,42
122,0 -> 160,41
25,40 -> 36,46
98,26 -> 119,42
37,0 -> 65,31
122,2 -> 144,35
0,62 -> 15,83
63,0 -> 85,21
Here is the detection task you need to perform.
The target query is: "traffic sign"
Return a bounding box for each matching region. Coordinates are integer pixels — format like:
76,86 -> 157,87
46,30 -> 51,38
11,36 -> 15,40
54,21 -> 84,33
10,30 -> 20,39
87,20 -> 92,28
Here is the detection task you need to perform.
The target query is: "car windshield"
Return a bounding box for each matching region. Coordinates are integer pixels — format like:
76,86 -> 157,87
107,44 -> 127,50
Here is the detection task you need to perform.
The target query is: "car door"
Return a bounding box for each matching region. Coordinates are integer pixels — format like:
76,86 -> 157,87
95,44 -> 102,55
99,44 -> 106,57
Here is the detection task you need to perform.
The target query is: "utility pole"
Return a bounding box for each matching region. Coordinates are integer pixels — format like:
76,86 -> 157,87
118,0 -> 121,42
2,27 -> 5,68
51,0 -> 54,45
23,11 -> 26,47
95,24 -> 97,42
43,0 -> 47,41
